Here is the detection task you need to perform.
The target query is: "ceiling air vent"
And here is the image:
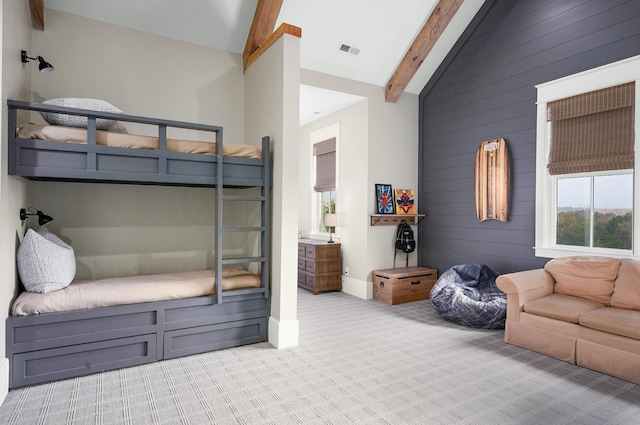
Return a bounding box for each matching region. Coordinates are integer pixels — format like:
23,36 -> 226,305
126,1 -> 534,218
339,44 -> 360,55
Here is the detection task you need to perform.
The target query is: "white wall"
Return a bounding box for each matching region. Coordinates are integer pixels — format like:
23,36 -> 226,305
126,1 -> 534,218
300,70 -> 418,299
1,0 -> 33,404
245,33 -> 301,348
31,9 -> 245,143
28,9 -> 248,279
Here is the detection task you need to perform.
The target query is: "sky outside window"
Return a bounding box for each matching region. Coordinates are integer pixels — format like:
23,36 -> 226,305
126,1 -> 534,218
557,174 -> 632,210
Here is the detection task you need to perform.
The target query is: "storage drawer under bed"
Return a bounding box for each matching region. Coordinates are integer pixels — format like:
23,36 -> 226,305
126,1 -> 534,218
12,334 -> 156,389
7,305 -> 158,354
6,294 -> 270,388
163,317 -> 268,359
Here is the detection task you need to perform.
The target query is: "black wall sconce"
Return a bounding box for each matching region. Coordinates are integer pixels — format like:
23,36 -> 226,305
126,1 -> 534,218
20,207 -> 54,226
21,50 -> 54,73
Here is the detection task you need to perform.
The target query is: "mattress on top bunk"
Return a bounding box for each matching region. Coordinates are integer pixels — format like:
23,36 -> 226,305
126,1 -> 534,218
16,123 -> 262,159
11,268 -> 261,316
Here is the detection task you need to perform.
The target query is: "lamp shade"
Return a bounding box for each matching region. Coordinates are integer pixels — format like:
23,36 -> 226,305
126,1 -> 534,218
36,210 -> 54,225
324,213 -> 338,228
37,57 -> 55,73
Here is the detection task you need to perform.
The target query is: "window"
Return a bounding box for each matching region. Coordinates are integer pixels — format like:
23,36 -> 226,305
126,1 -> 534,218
311,125 -> 339,237
317,190 -> 336,233
556,174 -> 633,250
535,55 -> 640,258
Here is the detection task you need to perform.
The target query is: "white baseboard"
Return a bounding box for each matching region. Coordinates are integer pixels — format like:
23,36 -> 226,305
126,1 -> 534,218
268,316 -> 299,349
341,277 -> 372,300
0,358 -> 8,405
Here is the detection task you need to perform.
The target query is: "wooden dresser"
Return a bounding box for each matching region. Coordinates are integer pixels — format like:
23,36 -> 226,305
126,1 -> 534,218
297,239 -> 342,294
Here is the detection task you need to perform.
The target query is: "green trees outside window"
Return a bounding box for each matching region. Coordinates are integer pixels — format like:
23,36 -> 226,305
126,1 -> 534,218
556,174 -> 632,250
319,191 -> 336,233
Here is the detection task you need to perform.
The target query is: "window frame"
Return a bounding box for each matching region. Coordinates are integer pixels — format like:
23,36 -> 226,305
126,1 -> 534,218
535,55 -> 640,259
309,123 -> 340,240
552,170 -> 633,252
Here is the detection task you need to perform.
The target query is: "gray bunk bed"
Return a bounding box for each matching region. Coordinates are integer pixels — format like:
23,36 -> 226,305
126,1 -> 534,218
5,100 -> 271,389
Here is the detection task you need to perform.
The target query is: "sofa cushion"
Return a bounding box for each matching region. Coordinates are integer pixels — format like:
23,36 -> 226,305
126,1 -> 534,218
611,259 -> 640,310
579,307 -> 640,340
523,294 -> 604,323
544,256 -> 620,304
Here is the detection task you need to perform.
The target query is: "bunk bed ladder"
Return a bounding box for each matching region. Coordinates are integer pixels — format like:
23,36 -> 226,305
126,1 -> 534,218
216,136 -> 271,304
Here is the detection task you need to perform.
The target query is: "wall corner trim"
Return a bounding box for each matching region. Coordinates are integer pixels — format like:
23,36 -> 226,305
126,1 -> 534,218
245,23 -> 302,72
268,316 -> 300,349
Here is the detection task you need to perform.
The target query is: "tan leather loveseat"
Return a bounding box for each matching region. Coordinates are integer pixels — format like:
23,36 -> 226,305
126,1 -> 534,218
496,256 -> 640,384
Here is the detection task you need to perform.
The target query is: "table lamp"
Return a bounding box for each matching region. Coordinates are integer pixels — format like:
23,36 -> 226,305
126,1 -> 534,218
324,213 -> 338,243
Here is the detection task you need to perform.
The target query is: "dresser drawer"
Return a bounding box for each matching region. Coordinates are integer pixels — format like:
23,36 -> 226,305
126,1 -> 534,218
305,261 -> 315,273
298,245 -> 306,257
297,258 -> 305,270
305,246 -> 316,258
297,270 -> 306,285
305,274 -> 315,286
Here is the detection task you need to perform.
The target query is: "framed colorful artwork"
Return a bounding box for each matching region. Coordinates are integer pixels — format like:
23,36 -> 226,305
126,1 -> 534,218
375,184 -> 394,214
394,189 -> 416,215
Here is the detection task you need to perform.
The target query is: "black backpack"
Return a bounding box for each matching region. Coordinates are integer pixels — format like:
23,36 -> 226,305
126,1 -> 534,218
394,223 -> 415,267
395,223 -> 416,254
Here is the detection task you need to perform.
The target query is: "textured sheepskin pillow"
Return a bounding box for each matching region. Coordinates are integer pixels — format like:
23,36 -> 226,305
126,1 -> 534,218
17,226 -> 76,293
40,98 -> 122,131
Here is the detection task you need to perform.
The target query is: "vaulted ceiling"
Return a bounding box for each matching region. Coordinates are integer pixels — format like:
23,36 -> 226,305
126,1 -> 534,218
32,0 -> 485,122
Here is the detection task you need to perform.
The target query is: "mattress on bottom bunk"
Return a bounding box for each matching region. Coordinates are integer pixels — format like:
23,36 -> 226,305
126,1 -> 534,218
11,268 -> 261,316
16,123 -> 262,159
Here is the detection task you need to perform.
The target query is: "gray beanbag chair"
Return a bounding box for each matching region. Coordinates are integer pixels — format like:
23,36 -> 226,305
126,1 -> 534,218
430,264 -> 506,329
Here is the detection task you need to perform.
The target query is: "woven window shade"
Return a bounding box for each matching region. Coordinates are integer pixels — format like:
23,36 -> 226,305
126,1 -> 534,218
547,82 -> 635,175
313,138 -> 336,192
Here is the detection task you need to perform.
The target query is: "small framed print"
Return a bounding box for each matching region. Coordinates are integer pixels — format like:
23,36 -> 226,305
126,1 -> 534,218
394,189 -> 416,215
375,184 -> 394,214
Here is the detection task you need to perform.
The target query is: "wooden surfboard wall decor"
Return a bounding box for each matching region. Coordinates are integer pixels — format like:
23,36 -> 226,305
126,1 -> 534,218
475,138 -> 511,222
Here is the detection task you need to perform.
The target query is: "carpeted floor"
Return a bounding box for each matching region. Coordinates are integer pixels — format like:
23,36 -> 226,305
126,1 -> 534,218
0,288 -> 639,424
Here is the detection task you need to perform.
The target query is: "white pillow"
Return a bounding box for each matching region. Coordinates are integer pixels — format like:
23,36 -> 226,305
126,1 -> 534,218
17,226 -> 76,293
40,98 -> 122,131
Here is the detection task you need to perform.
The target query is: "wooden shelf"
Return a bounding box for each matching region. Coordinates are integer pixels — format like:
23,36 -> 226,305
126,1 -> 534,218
370,214 -> 425,226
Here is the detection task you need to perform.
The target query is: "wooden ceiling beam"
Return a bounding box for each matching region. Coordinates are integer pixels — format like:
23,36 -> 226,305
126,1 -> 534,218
385,0 -> 463,103
28,0 -> 45,31
243,0 -> 284,71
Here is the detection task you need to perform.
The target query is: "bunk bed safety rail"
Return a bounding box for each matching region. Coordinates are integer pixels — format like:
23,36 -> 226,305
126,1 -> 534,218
8,100 -> 224,132
7,100 -> 273,187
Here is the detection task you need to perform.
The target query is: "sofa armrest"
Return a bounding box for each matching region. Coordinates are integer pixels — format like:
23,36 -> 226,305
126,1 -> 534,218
497,269 -> 554,294
497,269 -> 555,322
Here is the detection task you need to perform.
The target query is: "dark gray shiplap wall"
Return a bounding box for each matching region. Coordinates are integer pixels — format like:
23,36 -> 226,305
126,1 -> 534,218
418,0 -> 640,275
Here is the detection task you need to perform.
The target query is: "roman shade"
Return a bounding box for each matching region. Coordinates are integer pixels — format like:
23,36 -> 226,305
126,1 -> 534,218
313,138 -> 336,192
547,82 -> 635,175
